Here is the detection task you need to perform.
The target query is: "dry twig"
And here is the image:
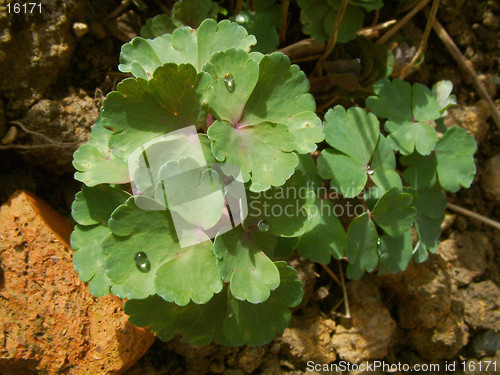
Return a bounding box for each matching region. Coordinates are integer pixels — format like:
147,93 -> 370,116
376,0 -> 431,45
432,18 -> 500,130
447,202 -> 500,230
316,0 -> 350,75
399,0 -> 441,79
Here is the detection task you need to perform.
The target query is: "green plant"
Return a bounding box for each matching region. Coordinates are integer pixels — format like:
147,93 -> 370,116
71,10 -> 477,346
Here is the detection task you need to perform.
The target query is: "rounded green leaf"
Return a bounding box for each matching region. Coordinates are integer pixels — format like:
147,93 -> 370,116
317,149 -> 367,198
155,239 -> 223,306
120,19 -> 256,78
208,120 -> 298,192
401,153 -> 437,190
71,185 -> 130,226
102,63 -> 213,160
345,213 -> 378,279
73,118 -> 130,186
239,53 -> 323,153
371,187 -> 417,237
387,121 -> 438,156
213,226 -> 280,303
371,134 -> 402,192
71,224 -> 113,297
377,232 -> 413,275
223,261 -> 303,346
102,198 -> 178,299
247,171 -> 316,237
204,49 -> 259,123
297,200 -> 347,263
434,126 -> 477,192
297,0 -> 364,43
323,105 -> 380,165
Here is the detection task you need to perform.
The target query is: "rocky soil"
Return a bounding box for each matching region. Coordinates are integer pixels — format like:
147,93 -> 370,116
0,0 -> 498,374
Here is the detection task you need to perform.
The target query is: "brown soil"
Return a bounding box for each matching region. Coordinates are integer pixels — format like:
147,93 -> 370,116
0,0 -> 499,374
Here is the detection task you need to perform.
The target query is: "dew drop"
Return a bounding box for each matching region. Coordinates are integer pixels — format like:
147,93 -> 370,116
257,220 -> 270,232
367,167 -> 374,175
223,73 -> 235,93
134,251 -> 151,273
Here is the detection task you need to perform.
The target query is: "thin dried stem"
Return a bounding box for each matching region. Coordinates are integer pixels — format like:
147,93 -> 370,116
377,0 -> 431,45
107,0 -> 131,19
277,39 -> 325,60
318,94 -> 340,113
399,0 -> 441,79
152,0 -> 170,15
292,53 -> 323,64
432,18 -> 500,130
320,263 -> 342,287
279,1 -> 290,42
447,202 -> 500,230
338,260 -> 351,319
235,0 -> 244,14
316,0 -> 349,75
357,19 -> 397,38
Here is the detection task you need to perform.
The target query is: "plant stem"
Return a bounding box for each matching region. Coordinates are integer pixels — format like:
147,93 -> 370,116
279,1 -> 290,42
235,0 -> 244,14
447,202 -> 500,230
376,0 -> 431,44
432,18 -> 500,130
338,260 -> 351,318
320,263 -> 342,287
399,0 -> 441,79
316,0 -> 350,75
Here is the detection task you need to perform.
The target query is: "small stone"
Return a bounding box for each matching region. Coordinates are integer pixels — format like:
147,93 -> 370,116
483,10 -> 499,30
460,280 -> 500,330
477,74 -> 497,98
331,279 -> 396,362
481,154 -> 500,201
472,330 -> 500,357
72,22 -> 89,38
0,191 -> 154,374
444,101 -> 491,142
1,125 -> 17,145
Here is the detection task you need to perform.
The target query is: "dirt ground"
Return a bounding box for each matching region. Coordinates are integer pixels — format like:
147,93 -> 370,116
0,0 -> 499,374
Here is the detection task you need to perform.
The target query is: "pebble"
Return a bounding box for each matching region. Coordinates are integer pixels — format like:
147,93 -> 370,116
481,154 -> 500,201
1,125 -> 17,145
72,22 -> 89,38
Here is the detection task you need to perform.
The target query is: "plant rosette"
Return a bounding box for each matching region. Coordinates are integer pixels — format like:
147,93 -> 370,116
71,19 -> 477,346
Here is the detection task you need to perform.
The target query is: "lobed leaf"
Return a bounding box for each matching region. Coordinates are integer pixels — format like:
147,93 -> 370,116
208,120 -> 298,192
377,231 -> 413,275
370,134 -> 402,192
297,200 -> 347,263
434,126 -> 477,192
71,184 -> 130,226
71,225 -> 113,297
124,262 -> 303,346
247,171 -> 316,237
73,118 -> 130,186
297,0 -> 364,43
214,226 -> 280,303
102,63 -> 213,160
120,19 -> 256,78
345,213 -> 378,279
371,187 -> 417,237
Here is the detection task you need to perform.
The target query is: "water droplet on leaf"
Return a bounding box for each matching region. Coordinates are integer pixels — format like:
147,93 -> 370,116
223,73 -> 235,93
257,220 -> 270,232
134,251 -> 151,273
367,167 -> 374,175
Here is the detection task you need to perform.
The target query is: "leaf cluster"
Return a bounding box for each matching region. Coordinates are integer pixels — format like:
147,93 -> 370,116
71,12 -> 477,347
